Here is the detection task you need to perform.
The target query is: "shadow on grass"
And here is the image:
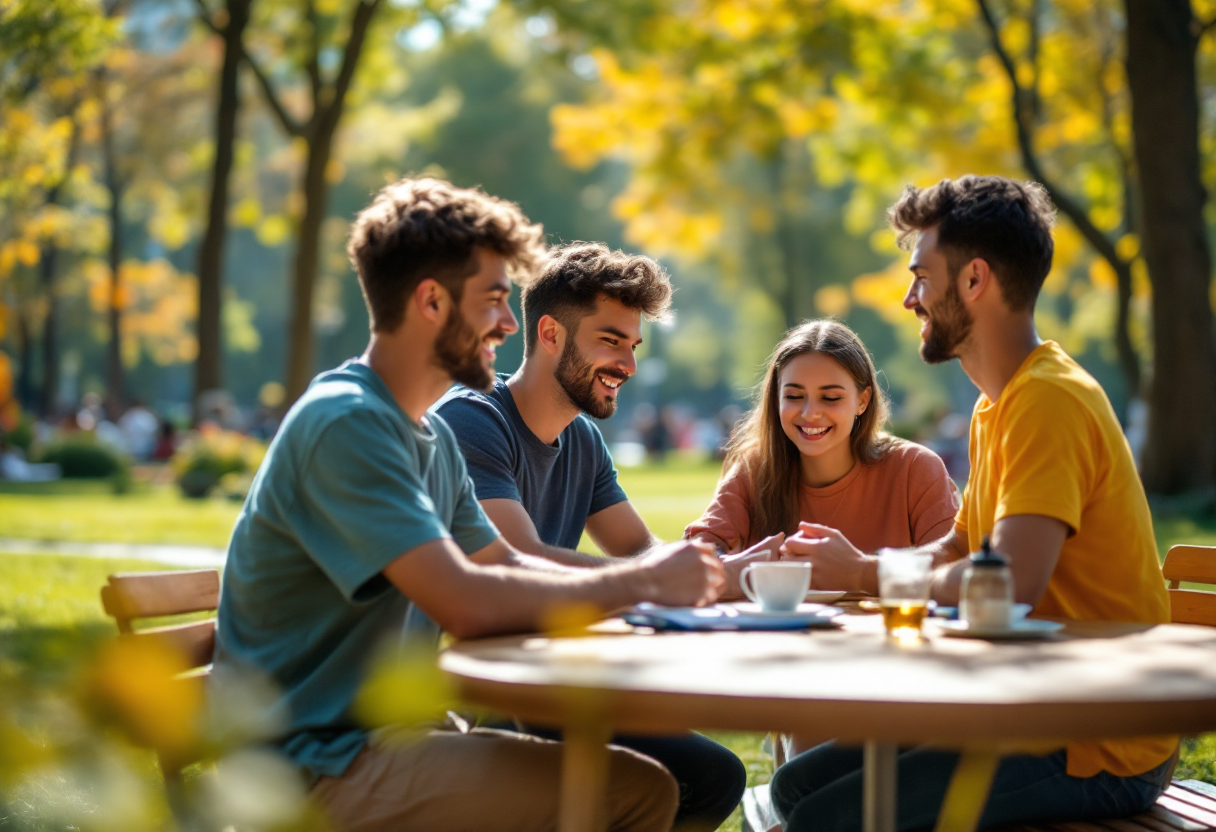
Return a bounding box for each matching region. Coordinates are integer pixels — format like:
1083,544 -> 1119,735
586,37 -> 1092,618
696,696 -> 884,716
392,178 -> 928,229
0,621 -> 115,686
0,479 -> 152,497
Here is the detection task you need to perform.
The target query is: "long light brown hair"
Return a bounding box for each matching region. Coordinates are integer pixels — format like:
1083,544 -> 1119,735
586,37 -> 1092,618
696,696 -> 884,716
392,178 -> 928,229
723,320 -> 894,541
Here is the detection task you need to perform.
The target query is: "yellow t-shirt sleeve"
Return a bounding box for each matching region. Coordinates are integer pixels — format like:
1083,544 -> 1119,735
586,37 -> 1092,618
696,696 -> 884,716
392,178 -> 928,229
994,383 -> 1097,534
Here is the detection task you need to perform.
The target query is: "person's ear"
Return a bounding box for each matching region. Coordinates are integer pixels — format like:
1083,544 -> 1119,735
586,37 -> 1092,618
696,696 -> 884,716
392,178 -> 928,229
413,278 -> 448,324
961,258 -> 993,304
857,386 -> 873,416
536,314 -> 565,357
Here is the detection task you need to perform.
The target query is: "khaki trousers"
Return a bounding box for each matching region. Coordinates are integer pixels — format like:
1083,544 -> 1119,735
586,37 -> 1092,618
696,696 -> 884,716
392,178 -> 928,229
311,726 -> 679,832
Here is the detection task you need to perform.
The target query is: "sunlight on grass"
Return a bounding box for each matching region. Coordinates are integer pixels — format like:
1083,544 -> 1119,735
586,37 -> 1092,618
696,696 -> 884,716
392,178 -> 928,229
0,482 -> 240,548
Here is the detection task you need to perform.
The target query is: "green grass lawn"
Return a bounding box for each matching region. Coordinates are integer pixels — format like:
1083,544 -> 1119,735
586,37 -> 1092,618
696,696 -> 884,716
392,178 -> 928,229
0,479 -> 242,548
2,461 -> 1215,831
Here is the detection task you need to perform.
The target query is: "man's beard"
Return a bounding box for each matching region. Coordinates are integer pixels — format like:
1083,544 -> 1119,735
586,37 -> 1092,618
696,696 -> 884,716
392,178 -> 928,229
920,281 -> 973,364
555,338 -> 627,420
434,309 -> 497,391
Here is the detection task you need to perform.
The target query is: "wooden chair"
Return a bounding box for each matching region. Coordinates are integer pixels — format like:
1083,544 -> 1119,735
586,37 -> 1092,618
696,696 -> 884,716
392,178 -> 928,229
1164,545 -> 1216,627
743,547 -> 1216,832
100,569 -> 220,819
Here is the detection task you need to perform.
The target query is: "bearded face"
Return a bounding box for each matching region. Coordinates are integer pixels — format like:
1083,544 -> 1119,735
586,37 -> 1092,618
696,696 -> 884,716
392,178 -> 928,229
919,277 -> 974,364
554,335 -> 628,419
433,305 -> 499,391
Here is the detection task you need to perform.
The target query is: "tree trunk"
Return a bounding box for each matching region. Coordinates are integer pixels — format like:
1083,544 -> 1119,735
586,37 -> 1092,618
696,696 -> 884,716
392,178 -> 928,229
38,242 -> 61,416
101,86 -> 125,420
16,309 -> 34,409
193,0 -> 251,423
1125,0 -> 1216,494
278,0 -> 381,408
283,137 -> 333,404
39,115 -> 80,418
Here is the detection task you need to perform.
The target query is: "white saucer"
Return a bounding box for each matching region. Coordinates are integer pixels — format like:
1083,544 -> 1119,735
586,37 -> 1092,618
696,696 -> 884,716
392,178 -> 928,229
805,590 -> 847,604
939,619 -> 1065,639
734,602 -> 834,618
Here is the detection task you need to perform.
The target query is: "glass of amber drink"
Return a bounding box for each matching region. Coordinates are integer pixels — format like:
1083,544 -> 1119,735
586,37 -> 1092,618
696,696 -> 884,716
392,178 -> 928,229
877,549 -> 933,637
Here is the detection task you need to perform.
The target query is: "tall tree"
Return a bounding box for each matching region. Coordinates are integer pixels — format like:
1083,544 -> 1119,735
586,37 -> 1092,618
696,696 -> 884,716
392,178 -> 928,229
1125,0 -> 1216,494
977,0 -> 1144,401
242,0 -> 382,406
98,64 -> 128,417
192,0 -> 253,422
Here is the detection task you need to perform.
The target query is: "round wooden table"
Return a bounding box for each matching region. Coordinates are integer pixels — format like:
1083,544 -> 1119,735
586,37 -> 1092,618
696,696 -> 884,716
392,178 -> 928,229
440,614 -> 1216,832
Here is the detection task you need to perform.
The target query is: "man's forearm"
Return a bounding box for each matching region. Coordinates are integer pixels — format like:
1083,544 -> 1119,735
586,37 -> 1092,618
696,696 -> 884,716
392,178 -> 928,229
442,560 -> 653,638
526,545 -> 615,569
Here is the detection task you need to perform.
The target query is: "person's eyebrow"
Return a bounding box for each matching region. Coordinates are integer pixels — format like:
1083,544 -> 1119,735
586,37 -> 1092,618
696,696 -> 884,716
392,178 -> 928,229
599,326 -> 642,345
818,384 -> 847,391
782,382 -> 806,390
487,280 -> 511,295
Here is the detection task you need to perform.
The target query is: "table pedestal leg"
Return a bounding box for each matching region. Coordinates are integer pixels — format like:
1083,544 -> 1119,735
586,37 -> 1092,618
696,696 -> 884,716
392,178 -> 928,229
933,749 -> 1000,832
560,721 -> 612,832
864,740 -> 898,832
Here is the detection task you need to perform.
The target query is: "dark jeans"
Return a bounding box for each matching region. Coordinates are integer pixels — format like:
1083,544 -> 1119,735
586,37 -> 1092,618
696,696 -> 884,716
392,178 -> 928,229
770,742 -> 1174,832
519,725 -> 747,830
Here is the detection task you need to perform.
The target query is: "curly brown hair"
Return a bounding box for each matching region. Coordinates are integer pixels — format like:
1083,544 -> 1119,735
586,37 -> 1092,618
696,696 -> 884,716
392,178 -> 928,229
888,175 -> 1056,312
347,177 -> 546,333
521,242 -> 673,354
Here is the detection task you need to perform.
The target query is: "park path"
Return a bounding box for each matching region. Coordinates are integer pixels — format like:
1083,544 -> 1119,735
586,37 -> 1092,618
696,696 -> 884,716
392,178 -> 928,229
0,538 -> 225,568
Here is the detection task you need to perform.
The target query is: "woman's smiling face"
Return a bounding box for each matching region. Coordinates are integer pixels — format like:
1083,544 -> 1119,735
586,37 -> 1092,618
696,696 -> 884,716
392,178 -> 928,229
778,352 -> 871,467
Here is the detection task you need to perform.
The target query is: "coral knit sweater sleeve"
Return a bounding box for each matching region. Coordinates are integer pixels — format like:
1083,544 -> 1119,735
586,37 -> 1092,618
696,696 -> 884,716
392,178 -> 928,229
685,440 -> 960,555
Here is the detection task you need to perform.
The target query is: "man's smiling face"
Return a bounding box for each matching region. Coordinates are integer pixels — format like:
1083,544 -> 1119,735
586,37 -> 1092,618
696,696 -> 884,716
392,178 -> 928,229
903,226 -> 974,364
433,249 -> 518,391
555,296 -> 643,419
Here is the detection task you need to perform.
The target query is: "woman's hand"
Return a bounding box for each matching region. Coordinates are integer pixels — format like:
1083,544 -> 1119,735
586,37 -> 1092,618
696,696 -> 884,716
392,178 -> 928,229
719,533 -> 785,600
780,522 -> 874,592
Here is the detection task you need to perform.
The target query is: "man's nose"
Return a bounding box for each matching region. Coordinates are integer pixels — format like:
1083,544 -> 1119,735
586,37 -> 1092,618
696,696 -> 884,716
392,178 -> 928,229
902,279 -> 919,310
500,305 -> 519,335
619,349 -> 637,377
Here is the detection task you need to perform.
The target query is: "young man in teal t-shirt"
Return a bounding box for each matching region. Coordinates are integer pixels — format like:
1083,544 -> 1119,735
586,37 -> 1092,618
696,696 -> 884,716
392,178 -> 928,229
214,177 -> 725,832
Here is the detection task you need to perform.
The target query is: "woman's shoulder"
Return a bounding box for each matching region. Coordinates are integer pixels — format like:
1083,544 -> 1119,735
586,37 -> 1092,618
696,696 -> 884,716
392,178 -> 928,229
872,436 -> 949,476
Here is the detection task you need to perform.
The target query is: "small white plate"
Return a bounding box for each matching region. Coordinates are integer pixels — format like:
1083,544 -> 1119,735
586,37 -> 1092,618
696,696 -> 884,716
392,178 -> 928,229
805,590 -> 848,604
734,602 -> 835,618
939,619 -> 1065,640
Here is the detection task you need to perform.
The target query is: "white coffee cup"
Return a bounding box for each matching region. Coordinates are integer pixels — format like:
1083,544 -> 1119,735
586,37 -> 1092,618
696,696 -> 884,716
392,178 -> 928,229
740,561 -> 812,613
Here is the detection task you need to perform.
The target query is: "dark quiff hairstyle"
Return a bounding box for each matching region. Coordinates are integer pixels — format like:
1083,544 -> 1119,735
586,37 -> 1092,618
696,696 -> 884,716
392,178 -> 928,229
347,177 -> 546,332
522,242 -> 674,354
888,175 -> 1057,312
723,320 -> 894,543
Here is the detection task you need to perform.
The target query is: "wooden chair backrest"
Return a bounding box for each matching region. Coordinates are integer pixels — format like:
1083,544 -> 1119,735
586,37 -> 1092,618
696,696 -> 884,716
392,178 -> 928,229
100,569 -> 220,673
1163,545 -> 1216,628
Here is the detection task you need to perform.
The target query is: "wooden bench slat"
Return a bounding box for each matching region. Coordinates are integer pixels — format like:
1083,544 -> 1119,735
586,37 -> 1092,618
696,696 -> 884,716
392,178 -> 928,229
1162,547 -> 1216,587
102,570 -> 220,623
127,619 -> 216,671
1093,816 -> 1175,832
1112,812 -> 1195,832
1147,805 -> 1211,832
1157,796 -> 1216,828
1176,781 -> 1216,803
1165,785 -> 1216,815
1047,821 -> 1118,832
1168,591 -> 1216,627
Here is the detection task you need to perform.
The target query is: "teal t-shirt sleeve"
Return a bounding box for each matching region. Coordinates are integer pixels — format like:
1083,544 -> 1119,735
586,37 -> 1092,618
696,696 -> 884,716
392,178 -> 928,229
435,394 -> 521,502
588,420 -> 628,515
432,416 -> 501,556
297,410 -> 452,602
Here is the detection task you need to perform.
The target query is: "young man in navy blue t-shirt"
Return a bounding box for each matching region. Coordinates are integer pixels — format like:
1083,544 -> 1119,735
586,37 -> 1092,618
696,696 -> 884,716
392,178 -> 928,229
438,243 -> 747,830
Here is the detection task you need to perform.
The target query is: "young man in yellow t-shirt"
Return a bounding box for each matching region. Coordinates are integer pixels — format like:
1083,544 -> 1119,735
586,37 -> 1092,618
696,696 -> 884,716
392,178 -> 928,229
774,175 -> 1174,832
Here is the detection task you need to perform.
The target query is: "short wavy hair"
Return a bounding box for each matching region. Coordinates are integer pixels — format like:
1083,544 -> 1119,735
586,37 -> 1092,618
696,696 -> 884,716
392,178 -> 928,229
522,242 -> 673,354
888,175 -> 1056,312
347,177 -> 546,332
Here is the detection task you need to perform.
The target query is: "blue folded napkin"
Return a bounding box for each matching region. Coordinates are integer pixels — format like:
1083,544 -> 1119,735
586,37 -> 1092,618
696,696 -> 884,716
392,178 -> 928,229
622,603 -> 844,632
